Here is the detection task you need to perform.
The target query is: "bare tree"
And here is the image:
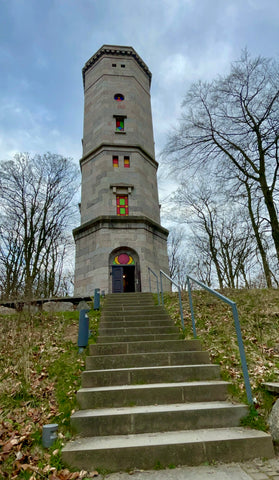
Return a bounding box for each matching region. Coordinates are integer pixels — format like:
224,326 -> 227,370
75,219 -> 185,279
168,227 -> 184,278
0,153 -> 79,299
165,50 -> 279,269
170,179 -> 256,289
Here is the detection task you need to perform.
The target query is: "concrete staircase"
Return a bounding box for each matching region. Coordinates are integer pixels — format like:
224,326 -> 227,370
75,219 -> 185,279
62,292 -> 274,472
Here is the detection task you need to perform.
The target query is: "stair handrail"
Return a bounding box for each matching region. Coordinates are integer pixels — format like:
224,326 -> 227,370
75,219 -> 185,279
186,275 -> 253,405
147,267 -> 161,305
160,270 -> 184,330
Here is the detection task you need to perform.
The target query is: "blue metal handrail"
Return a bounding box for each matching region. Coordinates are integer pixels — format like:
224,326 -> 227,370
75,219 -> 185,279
160,270 -> 184,330
186,275 -> 253,405
148,267 -> 160,305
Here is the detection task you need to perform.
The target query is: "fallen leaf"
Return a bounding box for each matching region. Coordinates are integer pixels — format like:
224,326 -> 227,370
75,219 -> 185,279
69,473 -> 80,479
79,471 -> 89,479
2,438 -> 19,452
15,451 -> 23,461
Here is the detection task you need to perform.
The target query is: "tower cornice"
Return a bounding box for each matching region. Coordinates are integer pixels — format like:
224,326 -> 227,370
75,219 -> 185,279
73,215 -> 169,240
82,45 -> 152,87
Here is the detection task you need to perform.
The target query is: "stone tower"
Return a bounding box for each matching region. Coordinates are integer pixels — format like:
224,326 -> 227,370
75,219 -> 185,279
73,45 -> 169,295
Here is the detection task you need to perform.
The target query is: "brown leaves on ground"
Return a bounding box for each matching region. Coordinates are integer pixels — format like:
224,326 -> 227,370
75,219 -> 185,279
49,469 -> 99,479
0,310 -> 88,479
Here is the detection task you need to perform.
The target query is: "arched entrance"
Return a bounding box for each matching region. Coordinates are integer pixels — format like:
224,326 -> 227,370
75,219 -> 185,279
109,247 -> 141,293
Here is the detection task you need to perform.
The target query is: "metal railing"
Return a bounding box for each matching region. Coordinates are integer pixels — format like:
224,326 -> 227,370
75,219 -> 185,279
155,268 -> 253,405
186,275 -> 253,405
160,270 -> 185,330
147,267 -> 160,306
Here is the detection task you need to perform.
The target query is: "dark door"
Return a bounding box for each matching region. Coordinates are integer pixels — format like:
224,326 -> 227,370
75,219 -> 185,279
112,266 -> 123,293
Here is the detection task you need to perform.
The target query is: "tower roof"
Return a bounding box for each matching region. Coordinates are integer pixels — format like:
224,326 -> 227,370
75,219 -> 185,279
82,45 -> 152,86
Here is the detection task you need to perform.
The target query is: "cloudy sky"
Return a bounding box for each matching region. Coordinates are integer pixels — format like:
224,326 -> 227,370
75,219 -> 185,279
1,0 -> 279,202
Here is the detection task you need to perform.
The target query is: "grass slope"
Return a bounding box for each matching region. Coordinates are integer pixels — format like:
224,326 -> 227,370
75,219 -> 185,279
0,306 -> 100,480
163,288 -> 279,429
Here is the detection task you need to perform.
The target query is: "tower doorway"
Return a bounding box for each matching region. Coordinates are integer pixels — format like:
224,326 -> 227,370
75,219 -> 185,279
112,265 -> 135,293
109,247 -> 141,293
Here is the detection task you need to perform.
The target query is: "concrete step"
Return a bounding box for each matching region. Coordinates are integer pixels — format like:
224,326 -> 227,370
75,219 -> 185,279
105,293 -> 154,299
62,427 -> 274,472
81,364 -> 221,388
89,339 -> 202,355
97,333 -> 182,343
104,299 -> 156,306
63,292 -> 275,471
85,351 -> 210,370
100,318 -> 172,327
102,314 -> 170,321
103,306 -> 164,313
71,401 -> 248,437
98,325 -> 179,336
76,381 -> 230,409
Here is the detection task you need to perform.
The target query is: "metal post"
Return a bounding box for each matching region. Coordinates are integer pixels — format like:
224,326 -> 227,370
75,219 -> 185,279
232,303 -> 253,405
77,300 -> 90,352
148,267 -> 151,293
94,288 -> 100,310
187,277 -> 197,338
160,270 -> 185,330
148,267 -> 161,305
160,271 -> 164,306
42,424 -> 58,448
77,309 -> 90,351
178,287 -> 185,330
186,274 -> 253,405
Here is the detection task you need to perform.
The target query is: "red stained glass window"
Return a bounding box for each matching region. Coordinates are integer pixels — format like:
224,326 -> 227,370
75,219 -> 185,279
116,195 -> 128,216
113,254 -> 135,265
124,156 -> 130,168
113,156 -> 119,167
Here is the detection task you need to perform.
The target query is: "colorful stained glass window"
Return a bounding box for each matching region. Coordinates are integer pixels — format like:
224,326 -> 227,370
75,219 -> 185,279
113,156 -> 119,167
115,117 -> 124,131
114,93 -> 124,101
124,156 -> 130,168
116,195 -> 128,216
113,253 -> 135,265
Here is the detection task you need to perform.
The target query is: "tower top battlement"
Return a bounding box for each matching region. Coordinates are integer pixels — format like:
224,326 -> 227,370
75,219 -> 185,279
82,44 -> 152,86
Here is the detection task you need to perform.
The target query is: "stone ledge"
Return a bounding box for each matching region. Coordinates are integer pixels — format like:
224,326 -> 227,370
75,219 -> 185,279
73,215 -> 169,240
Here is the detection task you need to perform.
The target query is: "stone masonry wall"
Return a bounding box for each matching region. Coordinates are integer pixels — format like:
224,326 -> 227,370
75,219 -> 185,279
74,218 -> 169,296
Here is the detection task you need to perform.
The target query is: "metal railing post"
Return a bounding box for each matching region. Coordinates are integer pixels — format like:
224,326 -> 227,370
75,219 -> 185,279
231,303 -> 253,405
160,271 -> 164,306
178,287 -> 185,330
160,270 -> 184,330
148,267 -> 160,305
187,277 -> 197,338
186,274 -> 253,405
